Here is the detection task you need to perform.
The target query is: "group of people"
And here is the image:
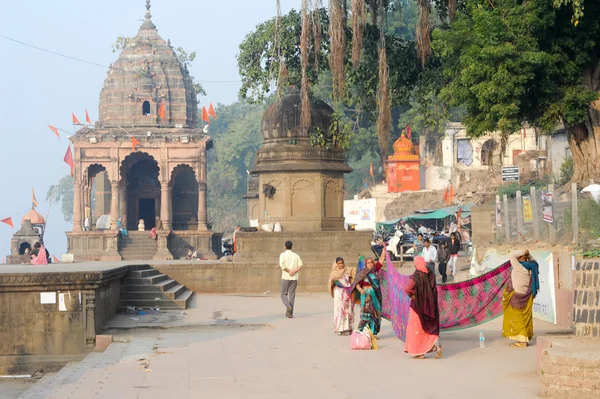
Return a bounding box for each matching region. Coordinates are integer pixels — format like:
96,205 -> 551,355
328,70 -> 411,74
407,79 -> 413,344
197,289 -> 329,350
412,232 -> 461,283
28,241 -> 51,265
279,241 -> 539,358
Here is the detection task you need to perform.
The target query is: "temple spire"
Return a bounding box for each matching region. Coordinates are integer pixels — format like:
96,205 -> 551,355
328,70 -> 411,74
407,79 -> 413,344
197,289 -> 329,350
141,0 -> 156,29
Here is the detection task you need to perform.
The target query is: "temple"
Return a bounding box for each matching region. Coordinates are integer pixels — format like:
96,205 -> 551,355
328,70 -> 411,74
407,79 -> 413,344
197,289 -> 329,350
66,1 -> 215,260
386,134 -> 420,192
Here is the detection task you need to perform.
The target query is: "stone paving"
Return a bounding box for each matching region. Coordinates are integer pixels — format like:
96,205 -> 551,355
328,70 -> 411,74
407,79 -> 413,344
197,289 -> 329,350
17,293 -> 566,399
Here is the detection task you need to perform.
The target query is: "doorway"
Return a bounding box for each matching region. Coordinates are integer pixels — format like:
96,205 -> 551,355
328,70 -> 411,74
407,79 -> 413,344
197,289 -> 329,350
139,199 -> 156,229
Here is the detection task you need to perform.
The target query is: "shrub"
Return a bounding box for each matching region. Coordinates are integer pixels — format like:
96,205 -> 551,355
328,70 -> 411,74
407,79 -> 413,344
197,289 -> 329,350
558,157 -> 574,186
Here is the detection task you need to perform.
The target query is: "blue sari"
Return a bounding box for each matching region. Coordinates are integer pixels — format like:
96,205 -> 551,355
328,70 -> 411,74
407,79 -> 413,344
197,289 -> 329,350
351,257 -> 383,335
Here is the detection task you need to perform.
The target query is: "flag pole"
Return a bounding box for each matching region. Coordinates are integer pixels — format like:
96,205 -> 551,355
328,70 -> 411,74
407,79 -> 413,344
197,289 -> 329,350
42,162 -> 66,240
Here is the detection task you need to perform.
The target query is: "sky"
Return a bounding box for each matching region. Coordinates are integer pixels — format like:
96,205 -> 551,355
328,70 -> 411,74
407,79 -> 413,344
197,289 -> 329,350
0,0 -> 298,260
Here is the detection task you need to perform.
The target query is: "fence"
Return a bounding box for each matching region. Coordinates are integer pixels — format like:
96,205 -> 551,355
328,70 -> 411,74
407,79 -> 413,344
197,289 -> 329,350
491,183 -> 600,246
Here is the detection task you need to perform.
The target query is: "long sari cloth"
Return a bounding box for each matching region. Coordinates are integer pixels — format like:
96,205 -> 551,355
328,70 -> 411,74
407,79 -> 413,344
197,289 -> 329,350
31,246 -> 48,265
379,252 -> 512,341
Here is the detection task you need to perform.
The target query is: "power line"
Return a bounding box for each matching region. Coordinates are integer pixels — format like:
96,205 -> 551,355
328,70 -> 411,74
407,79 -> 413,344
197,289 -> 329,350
0,34 -> 241,83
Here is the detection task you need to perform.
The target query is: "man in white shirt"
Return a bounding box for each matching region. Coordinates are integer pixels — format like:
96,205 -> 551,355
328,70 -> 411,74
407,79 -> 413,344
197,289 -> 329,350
279,240 -> 303,318
421,238 -> 438,275
418,224 -> 428,235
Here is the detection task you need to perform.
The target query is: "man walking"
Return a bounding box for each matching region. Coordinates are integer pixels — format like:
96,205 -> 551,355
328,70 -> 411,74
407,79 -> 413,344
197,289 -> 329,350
279,240 -> 303,318
422,238 -> 438,275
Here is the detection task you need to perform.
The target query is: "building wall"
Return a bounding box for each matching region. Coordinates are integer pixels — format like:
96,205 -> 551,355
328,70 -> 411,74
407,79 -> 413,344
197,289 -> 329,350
573,259 -> 600,337
550,131 -> 569,179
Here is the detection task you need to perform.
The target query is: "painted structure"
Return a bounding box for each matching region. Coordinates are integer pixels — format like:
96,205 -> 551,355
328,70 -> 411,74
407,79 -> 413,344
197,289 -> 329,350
386,134 -> 420,192
66,1 -> 214,260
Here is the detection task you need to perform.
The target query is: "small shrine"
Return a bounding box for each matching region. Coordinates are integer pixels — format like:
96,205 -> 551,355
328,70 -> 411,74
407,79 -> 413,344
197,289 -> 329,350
387,134 -> 420,192
6,209 -> 45,264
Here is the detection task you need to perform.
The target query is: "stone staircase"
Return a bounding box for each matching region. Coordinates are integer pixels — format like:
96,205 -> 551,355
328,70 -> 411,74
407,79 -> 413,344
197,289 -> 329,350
118,231 -> 157,260
119,265 -> 193,309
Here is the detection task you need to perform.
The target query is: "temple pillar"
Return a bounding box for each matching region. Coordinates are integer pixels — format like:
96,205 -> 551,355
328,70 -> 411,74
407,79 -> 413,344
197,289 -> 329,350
160,182 -> 171,229
198,182 -> 207,231
118,185 -> 127,227
110,182 -> 118,230
73,181 -> 82,232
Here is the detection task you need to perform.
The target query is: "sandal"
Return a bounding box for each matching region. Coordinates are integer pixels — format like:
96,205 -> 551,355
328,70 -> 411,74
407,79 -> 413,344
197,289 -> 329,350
414,355 -> 425,359
435,345 -> 443,359
510,342 -> 529,348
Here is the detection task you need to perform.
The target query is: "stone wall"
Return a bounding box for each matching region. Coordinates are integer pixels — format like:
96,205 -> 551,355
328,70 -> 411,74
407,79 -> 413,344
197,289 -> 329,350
0,266 -> 128,374
66,231 -> 121,262
573,259 -> 600,337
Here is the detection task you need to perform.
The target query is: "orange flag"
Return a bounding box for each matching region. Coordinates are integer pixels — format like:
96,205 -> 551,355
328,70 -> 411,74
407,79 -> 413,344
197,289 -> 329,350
202,106 -> 210,123
64,146 -> 74,177
369,162 -> 374,177
158,103 -> 165,119
406,124 -> 412,140
131,137 -> 141,151
443,188 -> 449,204
1,217 -> 13,229
208,103 -> 217,118
449,185 -> 454,202
53,255 -> 60,263
85,109 -> 92,125
48,125 -> 60,139
32,187 -> 39,208
72,113 -> 81,125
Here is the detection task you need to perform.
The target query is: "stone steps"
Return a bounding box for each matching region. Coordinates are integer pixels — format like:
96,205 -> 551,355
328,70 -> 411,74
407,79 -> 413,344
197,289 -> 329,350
118,232 -> 158,260
119,266 -> 193,310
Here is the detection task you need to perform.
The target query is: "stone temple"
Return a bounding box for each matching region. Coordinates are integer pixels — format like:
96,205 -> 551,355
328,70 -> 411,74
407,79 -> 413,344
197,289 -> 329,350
66,1 -> 215,261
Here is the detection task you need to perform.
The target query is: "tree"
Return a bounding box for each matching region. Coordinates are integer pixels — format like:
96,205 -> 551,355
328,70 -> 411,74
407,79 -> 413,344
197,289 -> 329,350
46,175 -> 74,223
433,0 -> 600,184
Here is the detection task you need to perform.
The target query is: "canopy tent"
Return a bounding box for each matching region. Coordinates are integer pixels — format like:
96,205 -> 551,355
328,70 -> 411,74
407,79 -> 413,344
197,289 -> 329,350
376,204 -> 475,233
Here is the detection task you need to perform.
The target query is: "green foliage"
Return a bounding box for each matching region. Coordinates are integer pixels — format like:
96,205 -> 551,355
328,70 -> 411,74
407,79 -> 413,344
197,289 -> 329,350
582,249 -> 600,259
433,0 -> 600,141
46,175 -> 74,223
309,112 -> 351,150
497,179 -> 549,199
578,199 -> 600,237
558,157 -> 574,186
206,102 -> 265,232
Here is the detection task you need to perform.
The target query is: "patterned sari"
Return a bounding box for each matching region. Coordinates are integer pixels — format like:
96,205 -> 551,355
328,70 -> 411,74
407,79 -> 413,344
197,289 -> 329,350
351,265 -> 383,336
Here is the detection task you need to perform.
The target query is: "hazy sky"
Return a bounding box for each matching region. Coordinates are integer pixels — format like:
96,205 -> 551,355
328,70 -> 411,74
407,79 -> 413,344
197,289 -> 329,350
0,0 -> 297,260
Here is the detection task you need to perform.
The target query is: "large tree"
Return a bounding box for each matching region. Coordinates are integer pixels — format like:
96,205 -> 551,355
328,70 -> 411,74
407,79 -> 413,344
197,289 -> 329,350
433,0 -> 600,184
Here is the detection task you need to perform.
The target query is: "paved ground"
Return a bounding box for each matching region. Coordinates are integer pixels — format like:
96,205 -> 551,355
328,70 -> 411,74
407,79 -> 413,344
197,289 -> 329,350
17,293 -> 566,399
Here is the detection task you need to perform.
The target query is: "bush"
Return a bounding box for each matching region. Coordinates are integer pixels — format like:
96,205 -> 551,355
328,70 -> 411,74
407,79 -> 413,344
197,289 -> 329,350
497,178 -> 550,199
558,157 -> 574,186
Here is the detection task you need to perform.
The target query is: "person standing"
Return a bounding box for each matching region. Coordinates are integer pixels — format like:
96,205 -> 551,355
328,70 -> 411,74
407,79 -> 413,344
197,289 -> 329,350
412,233 -> 425,257
327,257 -> 356,335
421,238 -> 437,275
502,249 -> 540,348
437,241 -> 450,283
448,233 -> 461,277
279,241 -> 303,318
349,256 -> 383,336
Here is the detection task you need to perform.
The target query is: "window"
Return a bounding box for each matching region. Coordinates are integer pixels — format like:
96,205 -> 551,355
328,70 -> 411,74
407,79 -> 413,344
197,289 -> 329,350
142,101 -> 151,116
456,139 -> 473,166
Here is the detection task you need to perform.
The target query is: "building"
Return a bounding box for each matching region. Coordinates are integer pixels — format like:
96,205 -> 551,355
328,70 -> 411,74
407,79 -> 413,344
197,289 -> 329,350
66,1 -> 214,260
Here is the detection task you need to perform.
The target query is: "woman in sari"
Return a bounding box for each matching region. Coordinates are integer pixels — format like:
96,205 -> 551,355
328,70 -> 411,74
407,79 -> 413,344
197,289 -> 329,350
117,218 -> 128,237
327,257 -> 356,335
502,249 -> 539,348
30,242 -> 48,265
404,256 -> 442,359
349,255 -> 383,336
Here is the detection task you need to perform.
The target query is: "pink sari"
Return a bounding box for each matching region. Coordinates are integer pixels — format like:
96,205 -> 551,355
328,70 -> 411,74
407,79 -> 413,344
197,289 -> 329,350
31,246 -> 48,265
404,256 -> 439,356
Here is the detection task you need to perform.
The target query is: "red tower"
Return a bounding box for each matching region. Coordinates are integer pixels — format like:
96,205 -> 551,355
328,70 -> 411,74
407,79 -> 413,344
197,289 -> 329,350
387,134 -> 420,192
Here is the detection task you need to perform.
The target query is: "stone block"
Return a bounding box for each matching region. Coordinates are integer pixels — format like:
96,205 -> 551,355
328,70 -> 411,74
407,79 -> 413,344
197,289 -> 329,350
96,335 -> 113,352
61,253 -> 75,263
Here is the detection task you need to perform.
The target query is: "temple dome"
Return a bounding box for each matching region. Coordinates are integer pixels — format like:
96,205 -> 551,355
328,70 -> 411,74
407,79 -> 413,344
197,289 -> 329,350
98,1 -> 198,128
22,209 -> 45,225
261,93 -> 335,142
389,134 -> 419,161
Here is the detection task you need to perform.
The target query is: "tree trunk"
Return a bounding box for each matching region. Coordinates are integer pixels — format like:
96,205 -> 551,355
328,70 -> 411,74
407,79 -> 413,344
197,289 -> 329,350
568,63 -> 600,185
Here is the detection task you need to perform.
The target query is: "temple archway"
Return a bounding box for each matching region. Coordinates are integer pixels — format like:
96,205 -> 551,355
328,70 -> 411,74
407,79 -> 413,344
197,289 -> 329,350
170,164 -> 198,230
481,139 -> 498,167
121,153 -> 161,230
86,164 -> 111,229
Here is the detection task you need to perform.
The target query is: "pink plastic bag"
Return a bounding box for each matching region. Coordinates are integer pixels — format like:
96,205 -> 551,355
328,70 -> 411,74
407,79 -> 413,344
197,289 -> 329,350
350,330 -> 371,350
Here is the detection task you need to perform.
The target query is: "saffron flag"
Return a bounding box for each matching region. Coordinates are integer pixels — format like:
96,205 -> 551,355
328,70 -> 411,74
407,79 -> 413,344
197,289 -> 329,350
1,217 -> 14,229
369,162 -> 374,177
158,103 -> 165,119
85,109 -> 92,125
53,255 -> 60,263
208,102 -> 217,118
406,124 -> 412,140
443,188 -> 449,204
131,137 -> 141,151
449,185 -> 454,202
456,207 -> 462,222
72,113 -> 81,125
202,106 -> 210,123
64,146 -> 74,177
32,187 -> 39,208
48,125 -> 60,139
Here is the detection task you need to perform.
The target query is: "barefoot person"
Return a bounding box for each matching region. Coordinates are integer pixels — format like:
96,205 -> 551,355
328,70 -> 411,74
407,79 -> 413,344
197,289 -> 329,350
279,241 -> 303,318
404,256 -> 442,359
327,257 -> 356,335
502,249 -> 540,348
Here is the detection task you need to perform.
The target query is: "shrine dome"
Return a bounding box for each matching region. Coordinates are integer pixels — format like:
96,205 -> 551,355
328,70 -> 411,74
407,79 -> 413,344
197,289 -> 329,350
22,209 -> 45,225
98,1 -> 198,128
261,92 -> 335,142
390,134 -> 419,161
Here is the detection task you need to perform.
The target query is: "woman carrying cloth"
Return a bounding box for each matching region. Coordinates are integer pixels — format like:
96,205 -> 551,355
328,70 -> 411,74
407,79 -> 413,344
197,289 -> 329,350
502,249 -> 540,348
327,257 -> 356,336
404,255 -> 442,359
349,253 -> 383,336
